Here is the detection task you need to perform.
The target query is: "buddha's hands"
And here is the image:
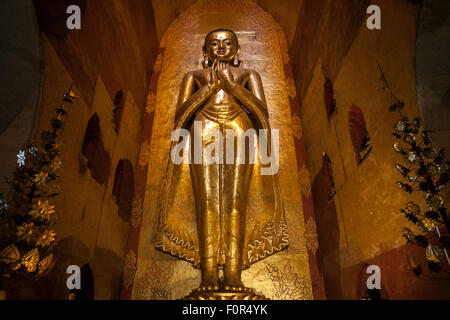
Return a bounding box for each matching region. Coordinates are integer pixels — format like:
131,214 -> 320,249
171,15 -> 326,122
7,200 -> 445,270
216,61 -> 236,88
208,60 -> 222,91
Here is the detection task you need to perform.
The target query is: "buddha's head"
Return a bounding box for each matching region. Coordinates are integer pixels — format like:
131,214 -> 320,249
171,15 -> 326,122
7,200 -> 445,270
203,28 -> 240,68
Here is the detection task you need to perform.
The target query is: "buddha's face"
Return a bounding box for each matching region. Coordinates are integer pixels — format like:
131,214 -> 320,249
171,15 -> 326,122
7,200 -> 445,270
205,30 -> 238,63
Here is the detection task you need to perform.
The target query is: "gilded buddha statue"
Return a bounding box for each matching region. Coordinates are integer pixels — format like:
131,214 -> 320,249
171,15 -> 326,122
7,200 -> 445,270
156,29 -> 288,299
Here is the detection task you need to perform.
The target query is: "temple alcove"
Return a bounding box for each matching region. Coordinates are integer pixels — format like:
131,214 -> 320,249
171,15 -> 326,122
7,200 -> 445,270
127,0 -> 318,300
1,0 -> 449,300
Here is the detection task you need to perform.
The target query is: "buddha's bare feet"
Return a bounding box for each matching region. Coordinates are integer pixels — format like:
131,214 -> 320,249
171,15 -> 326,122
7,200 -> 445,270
195,271 -> 220,292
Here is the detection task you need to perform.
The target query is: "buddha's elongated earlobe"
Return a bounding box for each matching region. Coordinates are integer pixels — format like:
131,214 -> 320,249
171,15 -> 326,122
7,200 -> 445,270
232,47 -> 241,67
232,55 -> 239,67
202,52 -> 210,68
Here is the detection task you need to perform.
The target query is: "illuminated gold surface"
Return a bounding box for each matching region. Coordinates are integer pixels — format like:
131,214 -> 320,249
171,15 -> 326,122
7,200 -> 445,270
133,0 -> 313,300
304,217 -> 319,254
183,291 -> 267,300
131,196 -> 143,229
155,28 -> 288,296
122,250 -> 137,290
146,92 -> 157,114
138,141 -> 150,168
298,166 -> 312,197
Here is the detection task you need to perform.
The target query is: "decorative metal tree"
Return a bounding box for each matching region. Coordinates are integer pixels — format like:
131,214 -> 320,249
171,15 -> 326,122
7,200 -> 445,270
0,86 -> 77,290
377,61 -> 450,276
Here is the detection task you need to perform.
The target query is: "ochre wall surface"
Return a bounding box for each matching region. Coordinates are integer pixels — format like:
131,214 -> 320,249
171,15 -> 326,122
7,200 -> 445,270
251,0 -> 303,47
297,0 -> 450,299
5,1 -> 158,299
415,0 -> 450,152
150,0 -> 304,48
0,1 -> 42,198
34,0 -> 158,114
289,0 -> 370,104
151,0 -> 197,42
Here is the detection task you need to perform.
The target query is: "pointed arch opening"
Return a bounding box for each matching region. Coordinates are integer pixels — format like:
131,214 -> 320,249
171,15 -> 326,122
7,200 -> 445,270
82,113 -> 100,163
324,78 -> 337,119
349,105 -> 372,164
112,90 -> 125,133
81,113 -> 111,184
112,159 -> 135,222
322,153 -> 336,200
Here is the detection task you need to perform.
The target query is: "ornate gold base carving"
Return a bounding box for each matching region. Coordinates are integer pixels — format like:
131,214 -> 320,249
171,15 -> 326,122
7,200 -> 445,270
183,290 -> 267,300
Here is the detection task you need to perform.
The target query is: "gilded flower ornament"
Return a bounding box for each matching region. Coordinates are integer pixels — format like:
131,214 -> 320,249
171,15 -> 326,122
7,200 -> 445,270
17,222 -> 36,243
420,218 -> 436,231
33,171 -> 49,186
0,244 -> 20,264
21,248 -> 39,273
36,229 -> 57,248
425,244 -> 443,263
37,254 -> 55,277
29,200 -> 56,221
265,261 -> 313,300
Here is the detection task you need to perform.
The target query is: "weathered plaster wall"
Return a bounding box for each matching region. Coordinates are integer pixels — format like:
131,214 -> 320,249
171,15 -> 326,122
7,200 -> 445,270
252,0 -> 303,47
0,0 -> 42,197
297,0 -> 450,299
150,0 -> 303,48
5,1 -> 158,299
289,0 -> 370,104
151,0 -> 197,42
34,0 -> 158,114
416,0 -> 450,152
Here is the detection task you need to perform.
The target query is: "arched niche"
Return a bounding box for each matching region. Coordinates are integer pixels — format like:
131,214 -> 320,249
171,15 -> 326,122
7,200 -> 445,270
322,153 -> 335,200
80,113 -> 111,184
0,1 -> 42,196
156,0 -> 292,133
348,104 -> 372,164
132,0 -> 314,300
112,90 -> 125,133
416,0 -> 450,151
112,159 -> 135,222
324,78 -> 337,120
